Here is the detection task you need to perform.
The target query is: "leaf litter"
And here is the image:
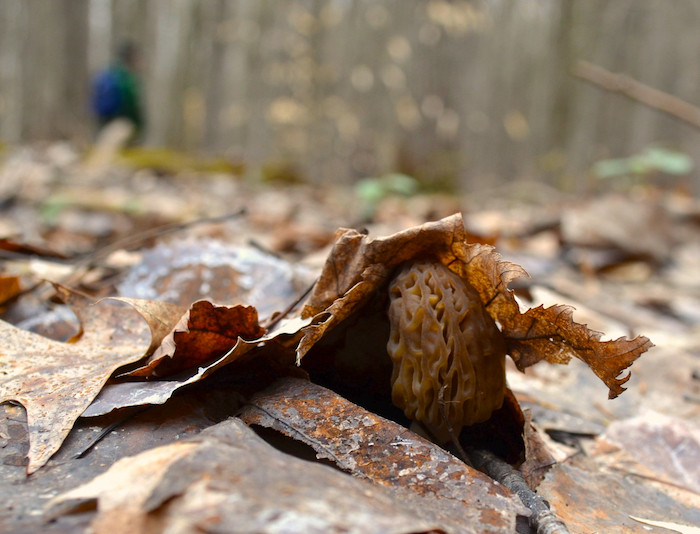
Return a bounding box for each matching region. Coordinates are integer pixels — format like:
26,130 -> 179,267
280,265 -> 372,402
1,213 -> 656,531
0,147 -> 697,533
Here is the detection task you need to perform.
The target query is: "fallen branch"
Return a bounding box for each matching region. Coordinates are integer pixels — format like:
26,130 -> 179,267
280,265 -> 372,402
469,448 -> 570,534
574,60 -> 700,131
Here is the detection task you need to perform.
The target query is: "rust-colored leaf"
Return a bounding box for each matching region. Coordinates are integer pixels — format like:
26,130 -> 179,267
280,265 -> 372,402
0,275 -> 22,311
240,377 -> 528,533
537,459 -> 700,534
502,304 -> 653,398
82,314 -> 309,417
0,289 -> 152,473
298,213 -> 652,400
47,418 -> 448,534
127,300 -> 265,378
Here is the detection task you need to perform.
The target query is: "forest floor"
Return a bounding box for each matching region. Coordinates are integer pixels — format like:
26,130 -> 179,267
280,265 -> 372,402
0,141 -> 699,533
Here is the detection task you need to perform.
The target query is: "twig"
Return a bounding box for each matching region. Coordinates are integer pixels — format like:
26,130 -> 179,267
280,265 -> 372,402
469,448 -> 571,534
261,277 -> 318,330
574,60 -> 700,130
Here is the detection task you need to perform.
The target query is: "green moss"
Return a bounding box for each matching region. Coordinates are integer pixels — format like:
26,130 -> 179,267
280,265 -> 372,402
118,147 -> 244,175
260,161 -> 306,184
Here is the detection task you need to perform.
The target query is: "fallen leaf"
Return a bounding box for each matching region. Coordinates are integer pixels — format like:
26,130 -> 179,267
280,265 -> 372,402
537,458 -> 700,533
0,275 -> 21,311
48,418 -> 449,534
240,377 -> 528,533
117,240 -> 315,319
630,516 -> 700,534
560,193 -> 672,262
82,315 -> 309,417
106,297 -> 186,355
127,300 -> 264,378
501,304 -> 653,398
594,411 -> 700,493
0,289 -> 152,473
298,214 -> 652,400
0,237 -> 68,259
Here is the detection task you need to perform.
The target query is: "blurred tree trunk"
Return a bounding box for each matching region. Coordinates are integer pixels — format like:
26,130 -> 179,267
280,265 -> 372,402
62,0 -> 90,142
0,0 -> 699,192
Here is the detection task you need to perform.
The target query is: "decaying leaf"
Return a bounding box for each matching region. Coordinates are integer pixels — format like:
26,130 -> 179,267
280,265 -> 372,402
47,418 -> 448,534
298,213 -> 653,401
0,275 -> 21,312
127,300 -> 264,378
117,240 -> 315,319
82,314 -> 309,417
106,297 -> 186,356
537,458 -> 700,533
593,411 -> 700,493
630,516 -> 700,534
239,377 -> 529,533
0,289 -> 152,473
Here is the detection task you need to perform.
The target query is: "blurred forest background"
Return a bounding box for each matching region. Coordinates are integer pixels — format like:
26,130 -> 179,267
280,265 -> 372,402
1,0 -> 699,193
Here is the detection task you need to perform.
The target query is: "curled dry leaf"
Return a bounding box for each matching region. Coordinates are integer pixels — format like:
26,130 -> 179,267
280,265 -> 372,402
106,297 -> 186,356
82,314 -> 310,417
0,287 -> 153,473
298,213 -> 652,404
127,300 -> 265,378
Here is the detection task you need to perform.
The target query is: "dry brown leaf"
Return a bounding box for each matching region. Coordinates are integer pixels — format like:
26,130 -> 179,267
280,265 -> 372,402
47,418 -> 448,534
82,315 -> 309,417
107,297 -> 186,356
538,458 -> 700,533
0,275 -> 21,311
0,289 -> 152,473
127,300 -> 265,378
501,304 -> 654,398
240,377 -> 528,533
593,411 -> 700,493
298,213 -> 652,399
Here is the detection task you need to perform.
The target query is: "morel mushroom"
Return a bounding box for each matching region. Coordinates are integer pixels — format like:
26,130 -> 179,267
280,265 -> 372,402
387,261 -> 507,442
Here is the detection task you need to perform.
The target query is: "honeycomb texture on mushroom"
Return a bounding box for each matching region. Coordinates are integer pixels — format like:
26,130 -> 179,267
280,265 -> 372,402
387,261 -> 507,439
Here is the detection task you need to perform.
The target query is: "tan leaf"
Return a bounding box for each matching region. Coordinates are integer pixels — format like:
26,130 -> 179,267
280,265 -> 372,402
630,516 -> 700,534
106,297 -> 186,356
0,290 -> 151,473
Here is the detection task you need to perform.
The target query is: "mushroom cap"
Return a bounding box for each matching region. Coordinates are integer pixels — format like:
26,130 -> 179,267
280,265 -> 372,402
387,261 -> 507,440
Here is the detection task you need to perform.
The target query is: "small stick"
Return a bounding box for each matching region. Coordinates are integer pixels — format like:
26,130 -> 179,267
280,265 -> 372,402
574,60 -> 700,131
261,277 -> 317,331
469,448 -> 571,534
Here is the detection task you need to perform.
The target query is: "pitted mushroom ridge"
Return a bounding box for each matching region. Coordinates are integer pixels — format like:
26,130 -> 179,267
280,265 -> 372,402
387,261 -> 507,440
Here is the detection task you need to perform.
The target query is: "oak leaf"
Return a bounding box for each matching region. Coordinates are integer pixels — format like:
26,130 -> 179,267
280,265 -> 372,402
0,289 -> 154,473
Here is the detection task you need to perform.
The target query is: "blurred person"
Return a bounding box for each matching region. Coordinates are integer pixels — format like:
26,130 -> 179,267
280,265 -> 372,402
91,41 -> 145,142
